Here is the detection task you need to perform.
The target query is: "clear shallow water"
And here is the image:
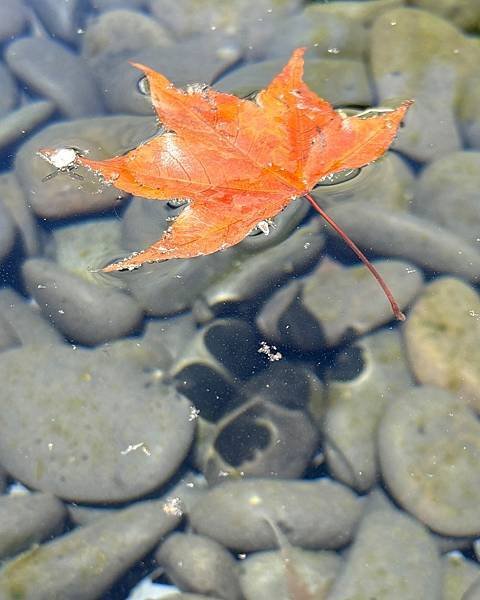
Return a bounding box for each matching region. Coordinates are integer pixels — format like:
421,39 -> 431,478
0,1 -> 479,599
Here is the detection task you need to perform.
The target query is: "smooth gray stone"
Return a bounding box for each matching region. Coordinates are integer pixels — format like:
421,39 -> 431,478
90,36 -> 241,115
404,277 -> 480,412
323,329 -> 413,491
328,502 -> 442,600
148,0 -> 301,56
323,202 -> 480,282
82,9 -> 172,62
0,172 -> 42,257
190,478 -> 362,552
114,249 -> 238,317
90,0 -> 146,9
202,218 -> 324,314
266,6 -> 366,60
378,386 -> 480,537
196,395 -> 319,484
30,0 -> 83,43
0,493 -> 184,600
0,343 -> 195,502
6,37 -> 103,118
216,56 -> 372,107
239,547 -> 341,600
412,151 -> 480,247
0,198 -> 16,264
463,578 -> 480,600
0,100 -> 55,153
0,312 -> 20,353
15,115 -> 156,219
119,196 -> 313,317
370,8 -> 471,162
0,466 -> 7,493
0,493 -> 66,560
0,288 -> 63,347
409,0 -> 480,31
156,533 -> 243,600
460,75 -> 480,149
442,553 -> 480,600
0,62 -> 18,116
0,0 -> 27,44
300,258 -> 422,347
22,258 -> 144,346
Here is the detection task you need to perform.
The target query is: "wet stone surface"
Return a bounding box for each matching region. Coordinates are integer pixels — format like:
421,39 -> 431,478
0,344 -> 195,502
404,277 -> 480,411
379,386 -> 480,537
0,0 -> 478,597
189,478 -> 363,552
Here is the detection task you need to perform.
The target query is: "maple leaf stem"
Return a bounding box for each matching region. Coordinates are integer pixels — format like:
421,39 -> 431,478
305,193 -> 406,321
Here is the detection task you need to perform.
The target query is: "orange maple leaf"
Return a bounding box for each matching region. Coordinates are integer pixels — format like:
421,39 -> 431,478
40,48 -> 411,319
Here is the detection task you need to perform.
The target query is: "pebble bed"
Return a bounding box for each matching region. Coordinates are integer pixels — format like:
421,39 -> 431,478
0,1 -> 479,599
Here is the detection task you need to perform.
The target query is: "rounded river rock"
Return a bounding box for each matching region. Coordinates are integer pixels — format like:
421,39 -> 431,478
0,344 -> 195,503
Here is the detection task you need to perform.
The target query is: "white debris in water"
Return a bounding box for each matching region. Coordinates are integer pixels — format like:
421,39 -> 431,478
258,340 -> 283,362
43,147 -> 77,169
257,220 -> 270,236
163,496 -> 184,517
125,577 -> 179,600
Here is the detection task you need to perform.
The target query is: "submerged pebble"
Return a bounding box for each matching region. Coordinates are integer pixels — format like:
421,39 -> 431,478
156,533 -> 243,600
404,277 -> 480,410
379,386 -> 480,537
323,328 -> 413,491
22,257 -> 144,345
0,493 -> 66,561
189,478 -> 362,552
412,151 -> 480,247
6,37 -> 103,118
0,344 -> 194,502
239,546 -> 341,600
327,497 -> 442,599
0,492 -> 185,600
370,7 -> 473,161
323,202 -> 480,282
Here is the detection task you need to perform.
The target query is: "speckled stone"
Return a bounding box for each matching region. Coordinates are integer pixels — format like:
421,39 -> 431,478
327,500 -> 442,600
190,478 -> 362,552
6,37 -> 103,118
412,151 -> 480,247
404,278 -> 480,410
379,386 -> 480,537
0,344 -> 195,502
0,493 -> 66,560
